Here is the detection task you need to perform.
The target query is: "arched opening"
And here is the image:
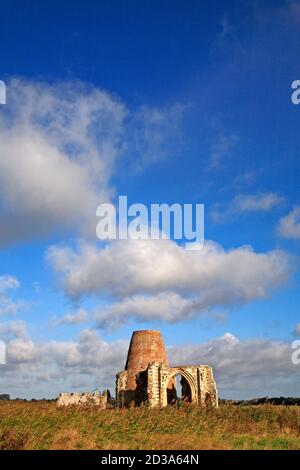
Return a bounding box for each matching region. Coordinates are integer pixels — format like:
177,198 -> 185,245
167,373 -> 192,405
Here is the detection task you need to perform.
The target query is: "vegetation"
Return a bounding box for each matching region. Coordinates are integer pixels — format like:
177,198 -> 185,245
0,400 -> 299,450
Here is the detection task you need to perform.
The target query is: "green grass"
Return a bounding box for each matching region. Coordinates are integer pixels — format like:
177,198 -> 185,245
0,401 -> 299,450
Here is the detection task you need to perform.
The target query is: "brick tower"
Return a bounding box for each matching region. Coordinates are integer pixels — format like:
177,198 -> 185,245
125,330 -> 169,390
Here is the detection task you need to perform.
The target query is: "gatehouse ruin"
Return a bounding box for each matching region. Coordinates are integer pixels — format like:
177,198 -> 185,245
116,330 -> 218,409
57,330 -> 218,409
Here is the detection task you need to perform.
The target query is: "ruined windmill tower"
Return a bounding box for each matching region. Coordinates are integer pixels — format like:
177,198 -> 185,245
116,330 -> 218,408
125,330 -> 168,391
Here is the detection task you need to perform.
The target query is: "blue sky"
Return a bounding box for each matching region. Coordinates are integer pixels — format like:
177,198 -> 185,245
0,0 -> 299,399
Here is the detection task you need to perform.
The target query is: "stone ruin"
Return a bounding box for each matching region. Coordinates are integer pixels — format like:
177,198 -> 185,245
57,389 -> 111,408
0,394 -> 10,400
116,330 -> 218,408
57,330 -> 218,409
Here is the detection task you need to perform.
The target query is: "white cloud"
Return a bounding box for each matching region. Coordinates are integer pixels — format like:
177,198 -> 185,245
277,206 -> 300,240
94,293 -> 195,328
47,238 -> 291,326
0,79 -> 126,245
212,192 -> 284,223
233,193 -> 284,212
8,338 -> 37,363
0,320 -> 28,340
53,308 -> 88,326
0,323 -> 128,398
0,79 -> 184,246
0,275 -> 27,316
0,275 -> 19,292
169,333 -> 298,399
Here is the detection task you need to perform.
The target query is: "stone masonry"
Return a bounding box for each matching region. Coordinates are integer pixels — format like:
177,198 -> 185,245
116,330 -> 218,408
57,389 -> 111,408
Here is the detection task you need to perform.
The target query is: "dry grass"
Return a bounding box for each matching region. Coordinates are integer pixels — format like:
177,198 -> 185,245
0,400 -> 299,450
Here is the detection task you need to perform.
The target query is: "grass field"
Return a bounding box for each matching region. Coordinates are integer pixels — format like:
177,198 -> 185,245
0,400 -> 299,450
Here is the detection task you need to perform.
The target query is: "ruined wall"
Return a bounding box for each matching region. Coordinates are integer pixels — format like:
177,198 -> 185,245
198,365 -> 219,408
115,370 -> 129,407
145,363 -> 218,409
57,390 -> 111,408
0,394 -> 10,400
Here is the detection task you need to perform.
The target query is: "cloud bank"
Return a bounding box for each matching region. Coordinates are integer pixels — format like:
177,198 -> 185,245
0,322 -> 297,399
47,238 -> 291,328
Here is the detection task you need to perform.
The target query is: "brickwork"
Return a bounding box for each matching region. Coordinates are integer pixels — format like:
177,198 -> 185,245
125,330 -> 168,390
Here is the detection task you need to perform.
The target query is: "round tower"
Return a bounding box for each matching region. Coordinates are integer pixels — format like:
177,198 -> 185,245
125,330 -> 169,390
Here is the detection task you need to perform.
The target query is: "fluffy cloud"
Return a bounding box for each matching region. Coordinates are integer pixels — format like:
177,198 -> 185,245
52,308 -> 88,326
169,333 -> 299,399
0,79 -> 184,246
212,192 -> 284,224
0,321 -> 128,398
0,320 -> 28,339
0,275 -> 27,316
0,276 -> 19,291
0,323 -> 298,399
94,293 -> 195,328
47,238 -> 291,327
0,79 -> 126,245
277,206 -> 300,240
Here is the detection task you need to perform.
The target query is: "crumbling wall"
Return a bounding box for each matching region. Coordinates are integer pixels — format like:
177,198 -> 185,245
198,365 -> 218,408
57,389 -> 111,408
115,370 -> 130,407
0,394 -> 10,400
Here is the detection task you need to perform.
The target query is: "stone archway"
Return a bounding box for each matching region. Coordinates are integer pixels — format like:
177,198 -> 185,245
167,373 -> 192,404
162,368 -> 197,407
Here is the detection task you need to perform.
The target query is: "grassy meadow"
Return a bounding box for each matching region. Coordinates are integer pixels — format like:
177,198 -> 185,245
0,400 -> 299,450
